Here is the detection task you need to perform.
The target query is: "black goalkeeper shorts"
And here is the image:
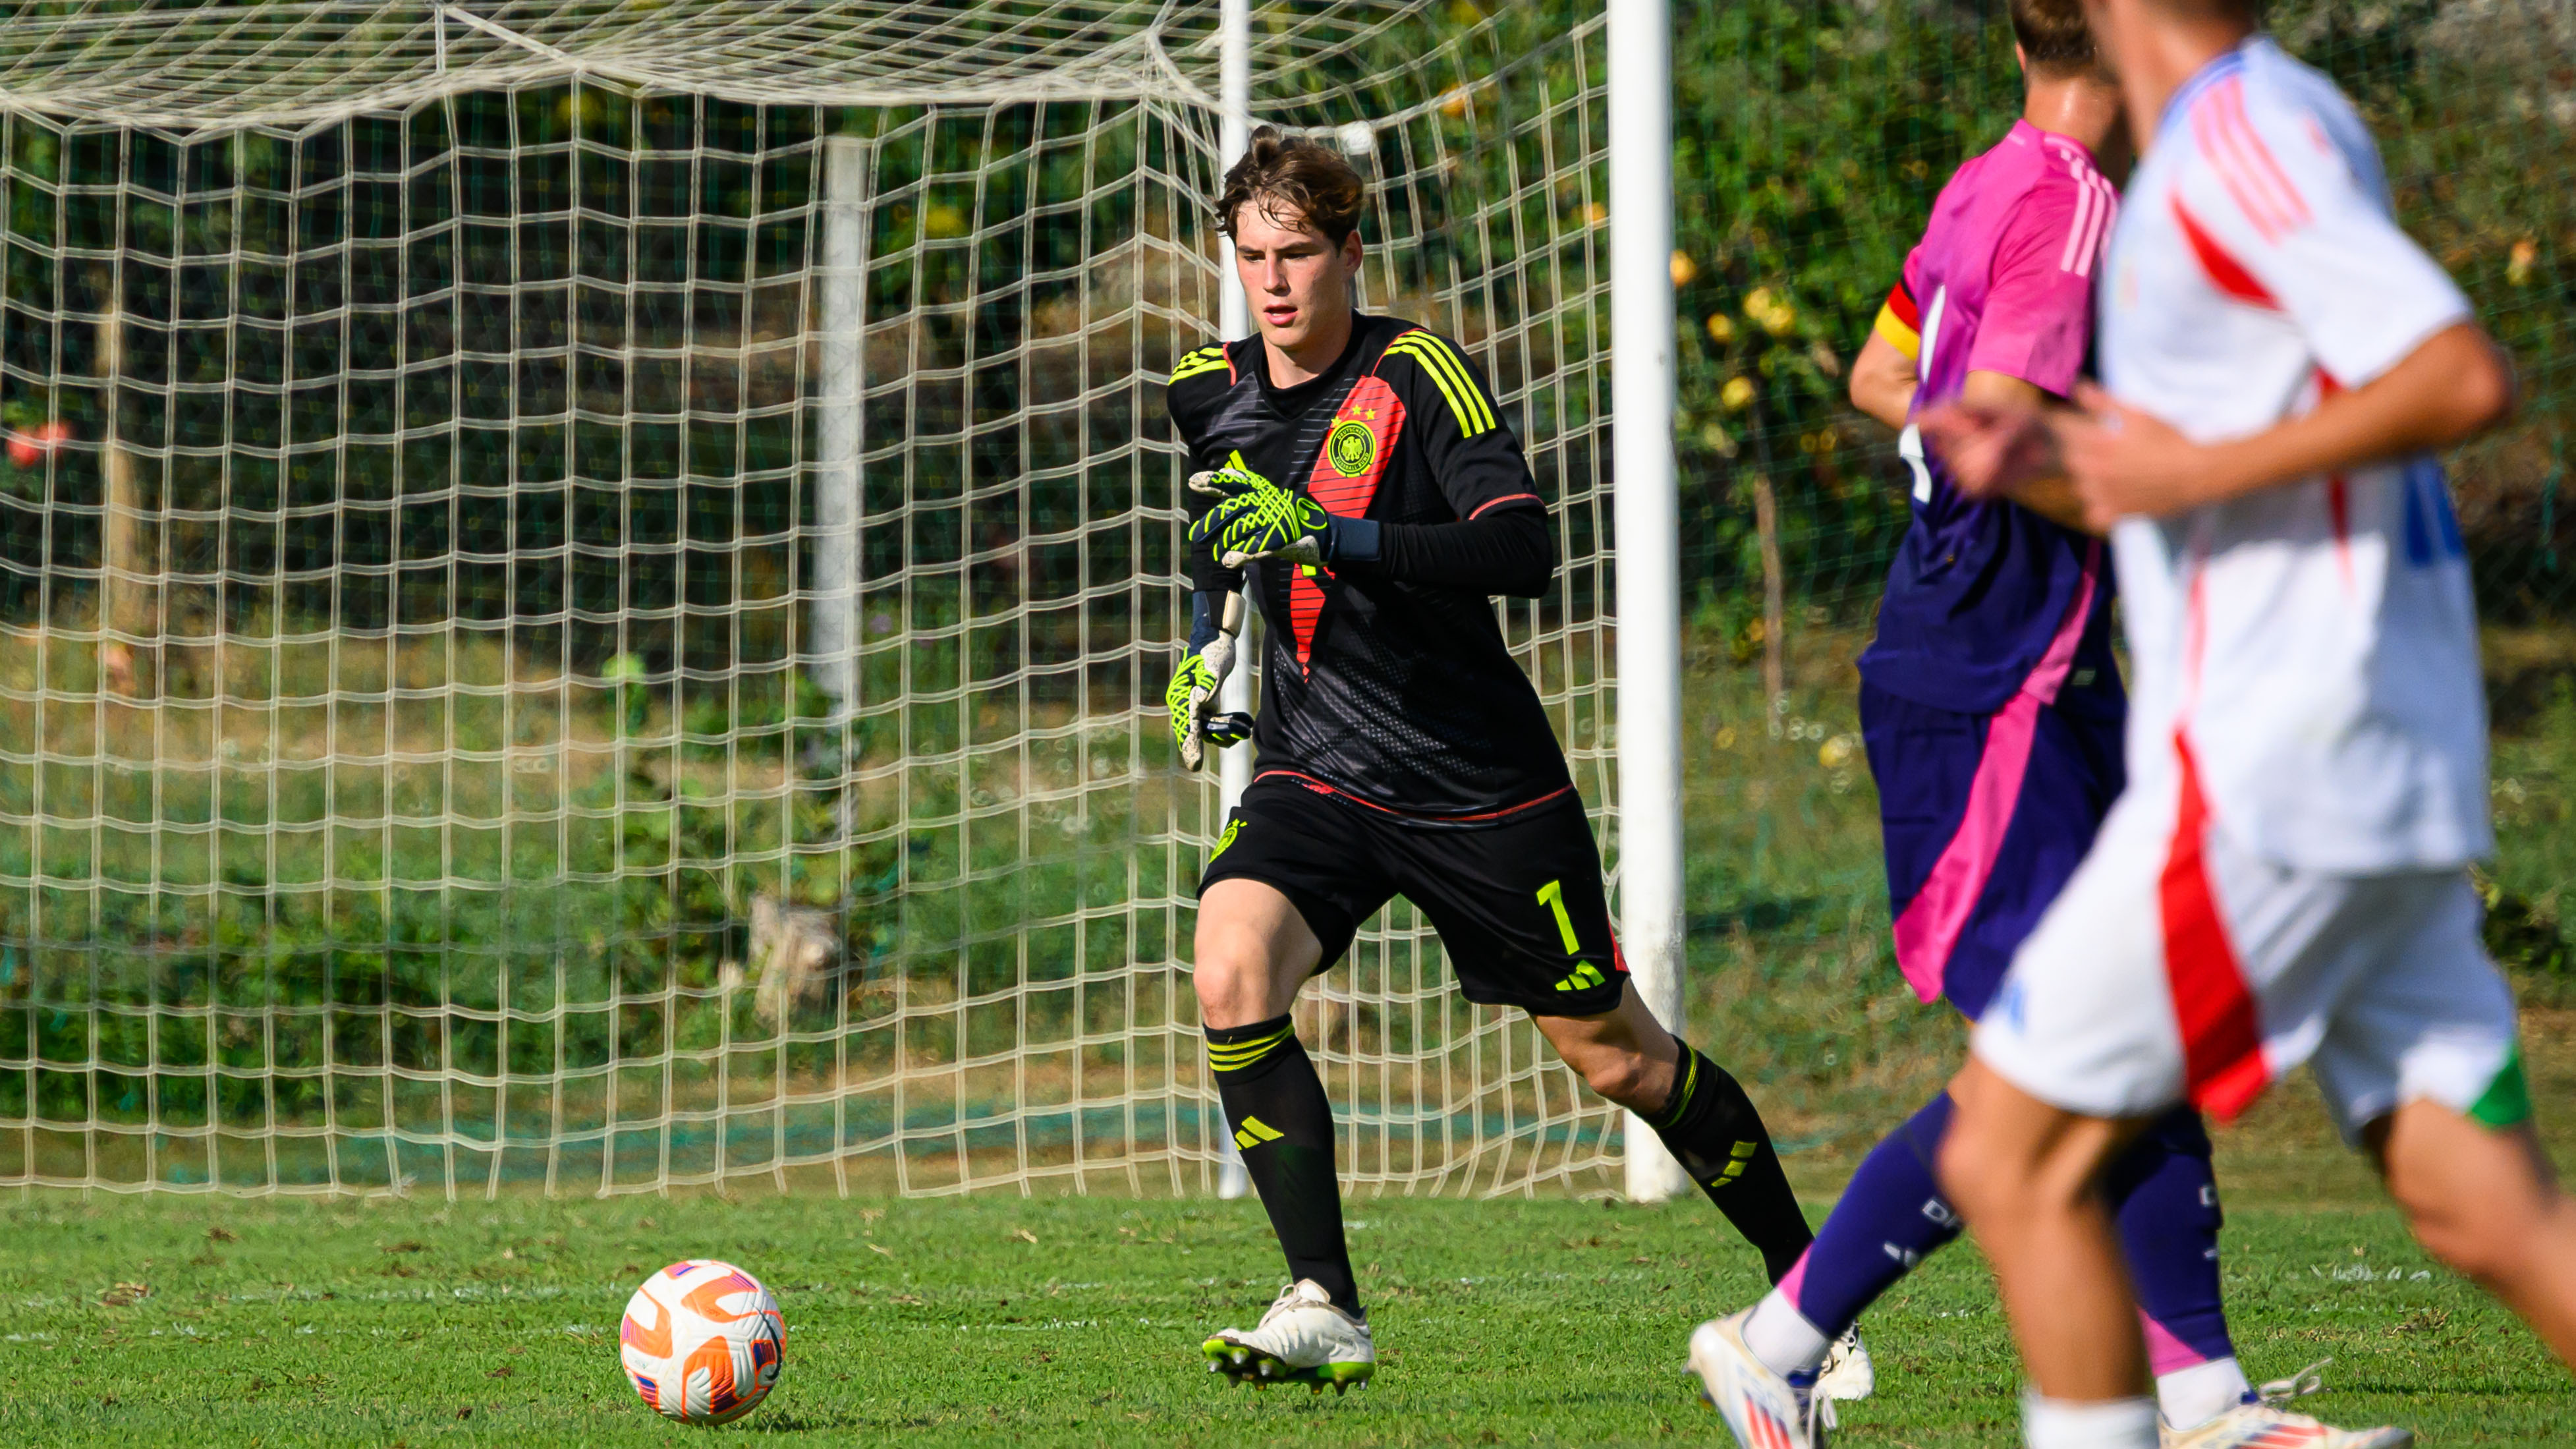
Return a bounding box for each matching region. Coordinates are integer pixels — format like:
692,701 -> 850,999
1196,772 -> 1629,1017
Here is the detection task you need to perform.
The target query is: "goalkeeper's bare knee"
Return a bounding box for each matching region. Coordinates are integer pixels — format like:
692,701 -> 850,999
1194,879 -> 1321,1029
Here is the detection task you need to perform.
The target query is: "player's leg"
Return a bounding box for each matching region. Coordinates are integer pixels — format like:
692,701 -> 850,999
1192,782 -> 1389,1390
1711,685 -> 2120,1431
2318,874 -> 2576,1365
1733,1091 -> 1957,1390
1196,877 -> 1350,1310
1530,986 -> 1814,1283
2370,1103 -> 2576,1361
1722,1093 -> 2258,1425
1940,1060 -> 2163,1445
2150,875 -> 2556,1448
1936,774 -> 2228,1449
1972,1099 -> 2417,1449
1377,791 -> 1818,1284
1952,785 -> 2525,1449
2100,1106 -> 2254,1431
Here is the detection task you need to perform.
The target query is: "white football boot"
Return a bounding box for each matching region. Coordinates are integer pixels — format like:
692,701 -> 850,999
1814,1324 -> 1874,1404
2162,1360 -> 2412,1449
1201,1278 -> 1374,1394
1689,1310 -> 1828,1448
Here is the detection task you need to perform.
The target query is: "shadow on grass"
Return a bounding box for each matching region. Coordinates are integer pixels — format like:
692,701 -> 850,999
1689,895 -> 1835,939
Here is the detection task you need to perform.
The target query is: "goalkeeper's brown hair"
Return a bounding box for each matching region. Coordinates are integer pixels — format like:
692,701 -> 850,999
1217,126 -> 1365,245
2010,0 -> 2100,77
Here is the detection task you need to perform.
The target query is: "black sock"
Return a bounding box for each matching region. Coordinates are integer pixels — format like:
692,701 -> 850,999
1206,1014 -> 1358,1315
1649,1045 -> 1814,1284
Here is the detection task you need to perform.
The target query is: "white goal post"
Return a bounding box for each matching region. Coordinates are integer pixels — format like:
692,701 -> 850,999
0,0 -> 1681,1201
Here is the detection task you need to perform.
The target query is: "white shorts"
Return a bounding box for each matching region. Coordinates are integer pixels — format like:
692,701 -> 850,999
1973,760 -> 2525,1143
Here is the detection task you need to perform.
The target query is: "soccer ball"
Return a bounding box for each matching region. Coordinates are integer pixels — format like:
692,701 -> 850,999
618,1259 -> 785,1425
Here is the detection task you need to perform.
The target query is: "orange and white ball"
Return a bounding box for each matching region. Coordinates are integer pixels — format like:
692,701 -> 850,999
618,1259 -> 785,1425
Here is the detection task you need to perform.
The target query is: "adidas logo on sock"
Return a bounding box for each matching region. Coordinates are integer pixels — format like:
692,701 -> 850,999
1700,1140 -> 1760,1189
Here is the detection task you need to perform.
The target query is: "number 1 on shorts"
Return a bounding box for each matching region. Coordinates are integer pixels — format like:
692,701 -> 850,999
1535,879 -> 1580,955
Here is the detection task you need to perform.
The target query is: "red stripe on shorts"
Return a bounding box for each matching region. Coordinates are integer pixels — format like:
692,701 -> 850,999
2158,732 -> 2270,1120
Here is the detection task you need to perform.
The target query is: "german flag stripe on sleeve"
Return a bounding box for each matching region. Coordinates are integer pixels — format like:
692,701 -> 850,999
1169,346 -> 1231,385
1384,333 -> 1496,438
1872,279 -> 1921,362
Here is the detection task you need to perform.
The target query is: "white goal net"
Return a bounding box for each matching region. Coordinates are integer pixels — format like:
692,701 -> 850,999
0,0 -> 1620,1198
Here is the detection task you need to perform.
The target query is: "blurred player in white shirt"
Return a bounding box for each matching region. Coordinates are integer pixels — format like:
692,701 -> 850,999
1919,1 -> 2576,1446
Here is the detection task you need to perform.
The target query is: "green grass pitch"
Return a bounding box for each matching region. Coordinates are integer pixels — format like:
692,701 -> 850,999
1,1083 -> 2570,1449
0,634 -> 2567,1442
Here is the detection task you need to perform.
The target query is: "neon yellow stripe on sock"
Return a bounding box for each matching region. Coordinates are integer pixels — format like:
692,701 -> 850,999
1207,1025 -> 1294,1070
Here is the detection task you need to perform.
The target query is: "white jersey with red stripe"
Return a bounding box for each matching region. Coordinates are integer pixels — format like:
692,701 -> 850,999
2098,36 -> 2489,873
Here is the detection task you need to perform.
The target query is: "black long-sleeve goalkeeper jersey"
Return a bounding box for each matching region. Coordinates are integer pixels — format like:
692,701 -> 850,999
1167,314 -> 1573,819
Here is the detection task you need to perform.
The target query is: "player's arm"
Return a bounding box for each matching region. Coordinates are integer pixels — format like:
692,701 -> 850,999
1192,334 -> 1555,598
1165,363 -> 1254,770
1190,454 -> 1555,599
1955,371 -> 2094,534
1850,276 -> 1924,432
1340,507 -> 1553,597
1366,331 -> 1555,598
2034,98 -> 2512,529
2050,326 -> 2510,525
1915,183 -> 2112,532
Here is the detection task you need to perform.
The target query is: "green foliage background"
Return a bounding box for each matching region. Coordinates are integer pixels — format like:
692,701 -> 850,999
1666,0 -> 2576,633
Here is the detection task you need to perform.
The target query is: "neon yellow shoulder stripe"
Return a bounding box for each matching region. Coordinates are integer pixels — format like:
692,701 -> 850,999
1397,333 -> 1495,432
1384,333 -> 1497,437
1169,346 -> 1231,385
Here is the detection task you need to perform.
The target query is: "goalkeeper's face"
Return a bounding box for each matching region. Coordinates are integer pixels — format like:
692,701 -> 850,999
1231,198 -> 1362,360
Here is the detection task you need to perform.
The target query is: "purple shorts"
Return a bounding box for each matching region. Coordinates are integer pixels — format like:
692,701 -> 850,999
1861,681 -> 2124,1022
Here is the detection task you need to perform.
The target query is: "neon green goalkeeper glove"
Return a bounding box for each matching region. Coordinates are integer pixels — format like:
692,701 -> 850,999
1188,454 -> 1335,569
1167,592 -> 1252,771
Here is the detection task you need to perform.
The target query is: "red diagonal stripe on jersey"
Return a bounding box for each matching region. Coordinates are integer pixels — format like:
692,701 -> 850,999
1290,374 -> 1409,671
1308,375 -> 1405,515
2160,732 -> 2270,1121
1289,569 -> 1326,673
2172,198 -> 2279,308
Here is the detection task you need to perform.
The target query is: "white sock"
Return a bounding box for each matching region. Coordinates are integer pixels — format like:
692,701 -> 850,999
2023,1392 -> 2160,1449
2156,1356 -> 2252,1430
1741,1288 -> 1831,1378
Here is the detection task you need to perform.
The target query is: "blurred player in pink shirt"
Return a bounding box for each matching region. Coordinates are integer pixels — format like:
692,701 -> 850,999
1922,2 -> 2576,1446
1690,7 -> 2399,1446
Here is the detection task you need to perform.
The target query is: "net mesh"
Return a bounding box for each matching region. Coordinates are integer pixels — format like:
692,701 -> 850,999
0,0 -> 1625,1197
9,1 -> 2570,1201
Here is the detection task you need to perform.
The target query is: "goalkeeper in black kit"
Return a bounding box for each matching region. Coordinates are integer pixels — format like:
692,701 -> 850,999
1166,128 -> 1830,1394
